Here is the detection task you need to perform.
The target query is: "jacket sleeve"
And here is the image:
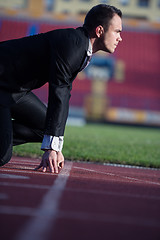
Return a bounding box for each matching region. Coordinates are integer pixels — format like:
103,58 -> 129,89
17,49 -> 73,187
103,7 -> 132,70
44,81 -> 71,137
44,51 -> 73,137
44,29 -> 87,137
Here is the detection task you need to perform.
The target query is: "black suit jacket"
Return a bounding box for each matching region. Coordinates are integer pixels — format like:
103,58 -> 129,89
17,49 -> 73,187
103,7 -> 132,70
0,27 -> 89,136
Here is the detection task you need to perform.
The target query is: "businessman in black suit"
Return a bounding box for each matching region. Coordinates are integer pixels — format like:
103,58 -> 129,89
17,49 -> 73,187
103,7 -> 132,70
0,4 -> 122,173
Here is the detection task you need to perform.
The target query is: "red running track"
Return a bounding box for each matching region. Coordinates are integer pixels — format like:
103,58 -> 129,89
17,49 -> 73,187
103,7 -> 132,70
0,156 -> 160,240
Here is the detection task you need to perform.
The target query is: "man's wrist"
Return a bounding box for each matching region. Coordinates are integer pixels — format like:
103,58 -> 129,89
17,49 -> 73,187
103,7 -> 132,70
41,135 -> 64,152
44,149 -> 57,153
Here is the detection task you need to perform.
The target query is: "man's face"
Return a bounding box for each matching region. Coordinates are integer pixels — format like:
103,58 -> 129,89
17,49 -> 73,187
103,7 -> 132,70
100,14 -> 122,53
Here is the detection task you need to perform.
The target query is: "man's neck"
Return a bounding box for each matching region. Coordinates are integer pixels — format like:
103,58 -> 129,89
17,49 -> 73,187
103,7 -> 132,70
90,37 -> 102,54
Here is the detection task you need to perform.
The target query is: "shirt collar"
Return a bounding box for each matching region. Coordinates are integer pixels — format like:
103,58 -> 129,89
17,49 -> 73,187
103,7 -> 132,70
87,39 -> 92,56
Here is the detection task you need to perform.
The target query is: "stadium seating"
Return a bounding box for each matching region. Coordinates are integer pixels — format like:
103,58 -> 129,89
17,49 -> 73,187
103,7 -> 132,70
0,18 -> 28,41
108,31 -> 160,111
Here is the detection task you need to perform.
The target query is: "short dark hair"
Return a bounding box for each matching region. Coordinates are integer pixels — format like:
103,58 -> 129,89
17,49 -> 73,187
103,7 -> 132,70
83,4 -> 122,33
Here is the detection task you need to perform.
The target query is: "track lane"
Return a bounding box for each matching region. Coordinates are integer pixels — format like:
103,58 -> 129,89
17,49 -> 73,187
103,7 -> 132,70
0,156 -> 160,240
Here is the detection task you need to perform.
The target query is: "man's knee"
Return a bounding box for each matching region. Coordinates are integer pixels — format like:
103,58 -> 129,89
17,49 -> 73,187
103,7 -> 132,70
0,143 -> 12,166
0,131 -> 13,166
0,107 -> 13,166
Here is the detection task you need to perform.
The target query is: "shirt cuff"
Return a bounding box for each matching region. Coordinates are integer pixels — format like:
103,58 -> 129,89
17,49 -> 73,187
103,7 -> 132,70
41,135 -> 64,152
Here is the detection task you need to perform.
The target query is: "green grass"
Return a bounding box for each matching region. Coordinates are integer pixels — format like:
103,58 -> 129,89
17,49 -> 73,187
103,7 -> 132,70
13,124 -> 160,168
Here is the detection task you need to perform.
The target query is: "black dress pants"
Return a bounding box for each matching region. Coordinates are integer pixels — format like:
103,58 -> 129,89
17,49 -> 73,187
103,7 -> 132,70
0,91 -> 47,166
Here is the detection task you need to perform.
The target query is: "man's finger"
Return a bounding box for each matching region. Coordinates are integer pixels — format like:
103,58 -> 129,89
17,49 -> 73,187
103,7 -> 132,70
61,160 -> 64,168
57,152 -> 64,169
58,160 -> 64,169
48,158 -> 54,173
34,161 -> 43,171
41,155 -> 48,172
53,159 -> 59,174
42,166 -> 47,172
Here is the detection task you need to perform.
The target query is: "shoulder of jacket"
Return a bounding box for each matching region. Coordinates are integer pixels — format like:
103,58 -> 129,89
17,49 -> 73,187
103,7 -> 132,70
46,27 -> 88,42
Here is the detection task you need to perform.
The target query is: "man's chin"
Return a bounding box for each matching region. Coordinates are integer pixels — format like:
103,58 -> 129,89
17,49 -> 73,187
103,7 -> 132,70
102,47 -> 115,54
106,47 -> 115,54
107,49 -> 114,54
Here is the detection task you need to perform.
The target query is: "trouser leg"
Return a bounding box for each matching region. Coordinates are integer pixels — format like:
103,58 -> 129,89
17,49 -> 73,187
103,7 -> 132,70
0,91 -> 47,166
11,91 -> 47,145
0,107 -> 13,166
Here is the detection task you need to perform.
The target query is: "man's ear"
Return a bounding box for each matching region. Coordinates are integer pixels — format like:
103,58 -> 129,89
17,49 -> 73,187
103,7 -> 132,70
95,25 -> 104,38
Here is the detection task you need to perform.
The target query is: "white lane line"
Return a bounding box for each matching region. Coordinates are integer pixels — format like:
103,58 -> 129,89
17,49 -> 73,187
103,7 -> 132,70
0,173 -> 30,179
10,159 -> 40,163
0,205 -> 159,228
103,162 -> 160,171
2,166 -> 37,170
6,162 -> 38,166
0,205 -> 35,216
74,166 -> 115,176
14,161 -> 72,240
65,188 -> 160,201
0,168 -> 56,176
73,166 -> 160,186
9,161 -> 40,165
0,182 -> 50,190
1,182 -> 160,201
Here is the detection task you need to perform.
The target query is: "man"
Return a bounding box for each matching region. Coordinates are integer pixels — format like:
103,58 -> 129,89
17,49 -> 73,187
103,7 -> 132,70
0,4 -> 122,173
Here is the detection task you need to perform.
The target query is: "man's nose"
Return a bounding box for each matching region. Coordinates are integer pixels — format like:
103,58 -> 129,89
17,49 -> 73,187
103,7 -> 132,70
119,34 -> 122,42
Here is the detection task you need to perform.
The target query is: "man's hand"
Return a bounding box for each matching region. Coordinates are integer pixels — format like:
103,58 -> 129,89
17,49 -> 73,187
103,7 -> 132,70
35,150 -> 64,174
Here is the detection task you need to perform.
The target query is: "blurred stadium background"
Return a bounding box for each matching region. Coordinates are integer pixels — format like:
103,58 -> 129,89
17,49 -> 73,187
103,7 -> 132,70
0,0 -> 160,127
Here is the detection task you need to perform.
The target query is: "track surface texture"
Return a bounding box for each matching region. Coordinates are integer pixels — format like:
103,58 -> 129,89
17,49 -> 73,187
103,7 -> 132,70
0,156 -> 160,240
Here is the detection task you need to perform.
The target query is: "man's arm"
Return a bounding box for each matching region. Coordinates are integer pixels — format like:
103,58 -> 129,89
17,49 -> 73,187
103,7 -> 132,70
35,83 -> 69,174
35,28 -> 87,173
35,59 -> 72,173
